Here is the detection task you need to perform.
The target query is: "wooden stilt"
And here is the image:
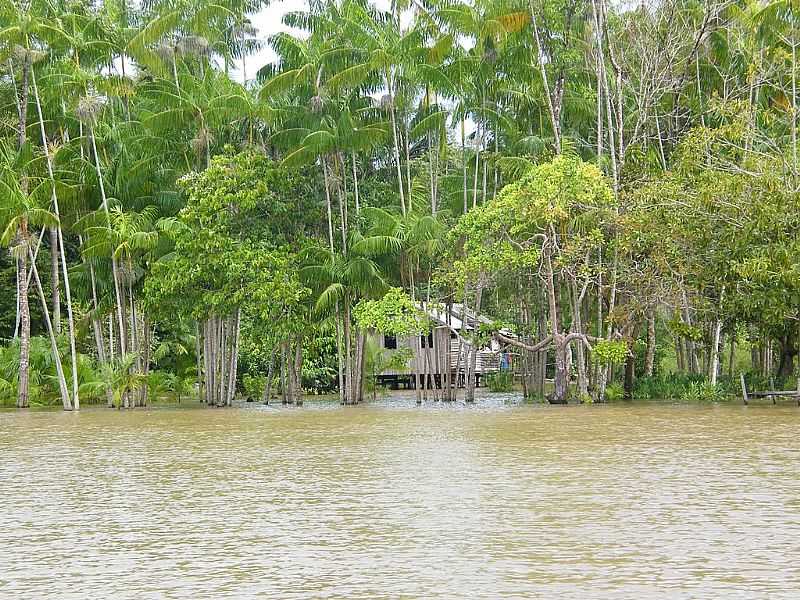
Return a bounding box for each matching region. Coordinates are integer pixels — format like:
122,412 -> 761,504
740,373 -> 749,405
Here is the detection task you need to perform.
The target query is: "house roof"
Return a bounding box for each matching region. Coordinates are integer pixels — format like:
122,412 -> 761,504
418,303 -> 515,337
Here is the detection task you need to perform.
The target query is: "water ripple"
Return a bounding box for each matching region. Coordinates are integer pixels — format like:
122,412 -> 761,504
1,399 -> 799,598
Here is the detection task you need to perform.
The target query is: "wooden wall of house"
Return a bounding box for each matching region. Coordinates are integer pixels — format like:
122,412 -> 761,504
374,327 -> 501,377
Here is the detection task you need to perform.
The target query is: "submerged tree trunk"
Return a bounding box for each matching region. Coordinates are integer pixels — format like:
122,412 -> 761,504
262,347 -> 276,404
32,67 -> 79,410
17,236 -> 30,409
29,247 -> 71,410
465,284 -> 484,402
552,335 -> 569,404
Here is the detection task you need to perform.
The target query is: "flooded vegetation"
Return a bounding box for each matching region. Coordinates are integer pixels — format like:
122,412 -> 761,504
2,0 -> 800,596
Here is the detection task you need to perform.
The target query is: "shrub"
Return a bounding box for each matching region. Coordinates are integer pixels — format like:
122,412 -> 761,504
485,371 -> 514,392
680,380 -> 727,403
242,374 -> 266,401
605,383 -> 624,402
633,373 -> 705,400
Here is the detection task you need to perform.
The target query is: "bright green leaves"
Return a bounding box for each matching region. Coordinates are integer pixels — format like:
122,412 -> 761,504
446,154 -> 615,285
353,287 -> 428,336
593,339 -> 628,364
668,319 -> 704,343
500,155 -> 614,226
145,150 -> 311,329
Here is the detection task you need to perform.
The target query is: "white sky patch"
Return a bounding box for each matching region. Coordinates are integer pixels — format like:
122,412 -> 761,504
231,0 -> 400,83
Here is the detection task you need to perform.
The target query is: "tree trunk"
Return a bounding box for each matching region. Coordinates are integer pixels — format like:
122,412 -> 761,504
645,308 -> 656,377
17,237 -> 30,409
280,341 -> 288,405
343,297 -> 354,404
196,321 -> 204,403
15,57 -> 30,409
710,319 -> 724,385
675,334 -> 685,372
32,66 -> 79,409
89,124 -> 127,360
682,290 -> 699,374
293,339 -> 303,405
385,69 -> 406,215
50,228 -> 60,333
262,347 -> 276,404
778,334 -> 798,381
623,349 -> 635,400
226,309 -> 241,406
570,280 -> 588,399
354,330 -> 366,404
551,335 -> 569,404
29,247 -> 71,410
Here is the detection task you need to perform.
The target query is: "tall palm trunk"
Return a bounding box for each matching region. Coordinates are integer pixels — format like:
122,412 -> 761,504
15,54 -> 30,409
28,246 -> 72,410
17,229 -> 30,408
385,68 -> 406,215
32,67 -> 80,409
50,228 -> 60,333
88,123 -> 127,359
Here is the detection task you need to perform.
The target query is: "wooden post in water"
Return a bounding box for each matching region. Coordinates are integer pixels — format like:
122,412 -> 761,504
796,376 -> 800,407
740,373 -> 749,405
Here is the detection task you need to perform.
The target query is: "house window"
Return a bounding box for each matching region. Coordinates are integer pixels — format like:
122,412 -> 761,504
384,335 -> 397,349
420,333 -> 434,348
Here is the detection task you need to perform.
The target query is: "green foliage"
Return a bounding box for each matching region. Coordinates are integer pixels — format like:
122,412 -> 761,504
680,381 -> 728,403
593,340 -> 628,364
145,371 -> 171,402
99,354 -> 147,407
633,373 -> 706,400
2,0 -> 799,410
604,383 -> 624,402
0,336 -> 107,407
242,374 -> 266,401
354,287 -> 428,336
446,155 -> 615,287
485,371 -> 514,392
668,320 -> 703,343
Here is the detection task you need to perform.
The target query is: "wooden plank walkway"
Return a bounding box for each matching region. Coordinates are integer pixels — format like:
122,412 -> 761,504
740,374 -> 800,405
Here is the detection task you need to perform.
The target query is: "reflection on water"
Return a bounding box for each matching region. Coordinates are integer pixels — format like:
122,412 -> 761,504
1,396 -> 799,599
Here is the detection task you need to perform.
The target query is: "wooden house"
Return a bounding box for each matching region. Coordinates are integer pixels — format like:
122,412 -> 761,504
374,303 -> 511,389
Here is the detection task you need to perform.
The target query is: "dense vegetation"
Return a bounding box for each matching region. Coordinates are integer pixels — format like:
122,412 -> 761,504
1,0 -> 798,409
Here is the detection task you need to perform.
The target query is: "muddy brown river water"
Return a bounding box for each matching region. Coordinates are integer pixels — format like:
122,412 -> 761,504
1,397 -> 799,598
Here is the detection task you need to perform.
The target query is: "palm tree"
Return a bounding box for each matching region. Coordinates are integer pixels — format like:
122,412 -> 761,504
300,239 -> 389,404
80,205 -> 178,407
143,69 -> 250,169
0,140 -> 71,409
99,352 -> 146,409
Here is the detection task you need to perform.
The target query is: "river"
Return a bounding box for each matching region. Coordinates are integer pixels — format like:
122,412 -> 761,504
1,396 -> 799,599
